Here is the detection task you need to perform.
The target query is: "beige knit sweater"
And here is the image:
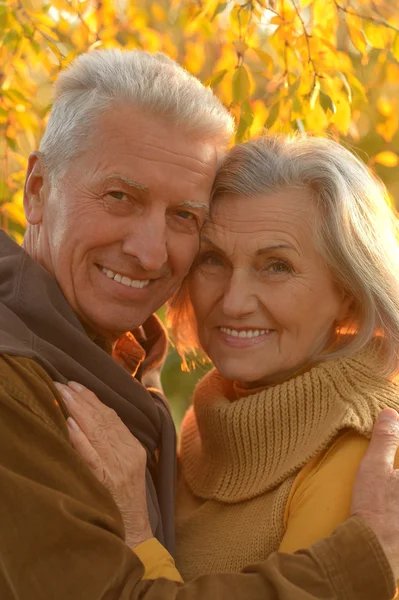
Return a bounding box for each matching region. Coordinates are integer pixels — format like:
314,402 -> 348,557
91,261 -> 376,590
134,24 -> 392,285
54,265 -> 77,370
175,341 -> 399,581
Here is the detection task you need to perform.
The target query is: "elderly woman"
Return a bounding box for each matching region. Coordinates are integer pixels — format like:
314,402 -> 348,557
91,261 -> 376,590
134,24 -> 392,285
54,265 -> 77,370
61,134 -> 399,581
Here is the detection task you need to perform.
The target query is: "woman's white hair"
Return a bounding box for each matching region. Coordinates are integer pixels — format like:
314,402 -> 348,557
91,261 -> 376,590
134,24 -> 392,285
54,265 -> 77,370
169,134 -> 399,377
39,49 -> 234,182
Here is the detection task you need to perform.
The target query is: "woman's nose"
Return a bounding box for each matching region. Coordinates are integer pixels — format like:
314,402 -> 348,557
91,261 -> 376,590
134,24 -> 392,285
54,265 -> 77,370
221,272 -> 258,318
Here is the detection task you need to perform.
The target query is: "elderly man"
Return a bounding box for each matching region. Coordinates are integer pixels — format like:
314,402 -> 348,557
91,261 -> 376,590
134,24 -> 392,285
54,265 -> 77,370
0,49 -> 397,599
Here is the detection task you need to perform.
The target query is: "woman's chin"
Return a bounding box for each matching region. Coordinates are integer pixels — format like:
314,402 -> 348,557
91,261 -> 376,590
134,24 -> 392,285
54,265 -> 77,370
214,362 -> 277,387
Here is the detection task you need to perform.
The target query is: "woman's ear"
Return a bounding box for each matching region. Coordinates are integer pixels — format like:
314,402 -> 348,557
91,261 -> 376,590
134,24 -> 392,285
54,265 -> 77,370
336,291 -> 354,323
23,152 -> 46,225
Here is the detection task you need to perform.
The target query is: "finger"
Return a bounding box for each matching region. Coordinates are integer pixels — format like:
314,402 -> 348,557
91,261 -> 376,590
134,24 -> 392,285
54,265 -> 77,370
68,381 -> 107,411
362,408 -> 399,472
54,381 -> 108,416
55,384 -> 108,442
67,417 -> 107,484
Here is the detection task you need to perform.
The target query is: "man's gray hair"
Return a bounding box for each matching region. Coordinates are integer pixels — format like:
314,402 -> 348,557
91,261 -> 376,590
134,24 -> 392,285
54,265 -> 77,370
39,49 -> 234,182
169,134 -> 399,377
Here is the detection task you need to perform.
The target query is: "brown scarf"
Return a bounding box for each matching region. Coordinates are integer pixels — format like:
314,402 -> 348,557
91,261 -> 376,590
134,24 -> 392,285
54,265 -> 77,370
0,230 -> 176,553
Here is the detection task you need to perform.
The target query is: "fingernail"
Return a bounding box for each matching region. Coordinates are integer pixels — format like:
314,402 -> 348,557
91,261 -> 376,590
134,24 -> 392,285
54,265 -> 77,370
379,408 -> 399,421
67,417 -> 80,431
59,388 -> 74,404
68,381 -> 84,393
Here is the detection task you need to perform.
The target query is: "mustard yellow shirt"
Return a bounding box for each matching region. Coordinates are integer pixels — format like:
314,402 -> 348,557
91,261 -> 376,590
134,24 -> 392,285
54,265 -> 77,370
281,430 -> 399,553
136,430 -> 398,586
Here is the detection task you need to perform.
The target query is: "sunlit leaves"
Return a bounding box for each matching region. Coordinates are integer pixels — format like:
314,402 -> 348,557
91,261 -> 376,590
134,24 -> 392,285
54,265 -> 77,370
2,0 -> 399,236
374,151 -> 399,167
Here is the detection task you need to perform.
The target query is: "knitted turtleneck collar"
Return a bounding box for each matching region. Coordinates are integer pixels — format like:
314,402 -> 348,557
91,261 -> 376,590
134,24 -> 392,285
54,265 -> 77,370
179,341 -> 399,503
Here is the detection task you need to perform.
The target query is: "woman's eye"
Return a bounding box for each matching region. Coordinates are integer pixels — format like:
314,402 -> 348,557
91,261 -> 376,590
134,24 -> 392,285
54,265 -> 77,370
264,260 -> 293,274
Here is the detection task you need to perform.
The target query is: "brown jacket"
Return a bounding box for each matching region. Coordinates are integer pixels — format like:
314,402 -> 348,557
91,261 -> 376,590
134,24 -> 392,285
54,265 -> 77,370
0,353 -> 395,600
0,230 -> 177,552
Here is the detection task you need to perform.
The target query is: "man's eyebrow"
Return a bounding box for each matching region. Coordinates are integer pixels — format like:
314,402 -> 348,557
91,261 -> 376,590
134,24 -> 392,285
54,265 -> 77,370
179,200 -> 210,212
103,174 -> 148,192
256,243 -> 299,256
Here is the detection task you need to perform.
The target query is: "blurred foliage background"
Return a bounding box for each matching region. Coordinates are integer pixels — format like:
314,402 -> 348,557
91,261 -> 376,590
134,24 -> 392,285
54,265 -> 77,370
1,0 -> 399,427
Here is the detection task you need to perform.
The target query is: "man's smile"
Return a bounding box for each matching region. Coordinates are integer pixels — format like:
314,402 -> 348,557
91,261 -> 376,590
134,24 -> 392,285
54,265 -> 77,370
100,265 -> 150,289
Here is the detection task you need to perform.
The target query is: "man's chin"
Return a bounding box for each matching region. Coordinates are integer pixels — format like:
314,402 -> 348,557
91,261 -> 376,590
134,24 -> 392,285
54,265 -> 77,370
77,308 -> 150,342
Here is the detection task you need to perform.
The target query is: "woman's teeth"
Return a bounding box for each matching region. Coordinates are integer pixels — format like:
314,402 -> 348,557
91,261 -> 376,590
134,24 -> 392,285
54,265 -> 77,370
101,267 -> 150,289
220,327 -> 271,339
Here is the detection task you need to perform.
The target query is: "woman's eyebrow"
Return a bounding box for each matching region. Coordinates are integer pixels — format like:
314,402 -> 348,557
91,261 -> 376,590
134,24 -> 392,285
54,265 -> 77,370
256,243 -> 299,256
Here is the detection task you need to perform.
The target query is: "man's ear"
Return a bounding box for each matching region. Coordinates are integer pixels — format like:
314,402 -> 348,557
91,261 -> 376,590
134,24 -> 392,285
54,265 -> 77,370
23,152 -> 46,225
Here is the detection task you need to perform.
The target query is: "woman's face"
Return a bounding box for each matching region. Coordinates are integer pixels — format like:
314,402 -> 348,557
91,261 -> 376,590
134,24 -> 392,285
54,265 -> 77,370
189,190 -> 351,386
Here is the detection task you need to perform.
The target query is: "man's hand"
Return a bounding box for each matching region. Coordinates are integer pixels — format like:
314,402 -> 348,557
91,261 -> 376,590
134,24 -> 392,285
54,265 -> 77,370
54,381 -> 153,549
351,408 -> 399,579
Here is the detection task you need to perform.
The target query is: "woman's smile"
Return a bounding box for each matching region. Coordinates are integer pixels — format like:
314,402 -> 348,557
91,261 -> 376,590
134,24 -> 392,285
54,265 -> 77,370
218,326 -> 276,348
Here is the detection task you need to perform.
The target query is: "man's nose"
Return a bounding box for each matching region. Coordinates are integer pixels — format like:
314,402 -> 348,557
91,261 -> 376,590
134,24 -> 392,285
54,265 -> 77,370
221,271 -> 258,318
122,214 -> 168,273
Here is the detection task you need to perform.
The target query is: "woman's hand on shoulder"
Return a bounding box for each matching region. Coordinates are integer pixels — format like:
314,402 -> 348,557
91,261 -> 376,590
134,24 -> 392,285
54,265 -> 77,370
54,381 -> 152,549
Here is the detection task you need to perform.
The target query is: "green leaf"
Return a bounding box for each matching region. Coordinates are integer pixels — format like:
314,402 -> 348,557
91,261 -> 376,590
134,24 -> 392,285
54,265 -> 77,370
265,101 -> 280,129
240,99 -> 254,126
232,65 -> 250,104
205,69 -> 228,89
235,117 -> 249,143
5,136 -> 17,152
211,2 -> 228,21
288,78 -> 301,98
319,91 -> 336,114
2,30 -> 20,48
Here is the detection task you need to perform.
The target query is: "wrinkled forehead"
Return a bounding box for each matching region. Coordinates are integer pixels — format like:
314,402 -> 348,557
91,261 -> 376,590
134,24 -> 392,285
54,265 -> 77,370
209,190 -> 316,230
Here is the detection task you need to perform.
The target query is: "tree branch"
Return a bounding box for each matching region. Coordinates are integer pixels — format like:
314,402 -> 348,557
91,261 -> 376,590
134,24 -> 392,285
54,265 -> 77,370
334,0 -> 399,35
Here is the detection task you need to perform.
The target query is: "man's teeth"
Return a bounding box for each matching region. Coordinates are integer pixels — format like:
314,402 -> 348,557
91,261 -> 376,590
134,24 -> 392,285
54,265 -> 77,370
101,268 -> 150,289
220,327 -> 271,339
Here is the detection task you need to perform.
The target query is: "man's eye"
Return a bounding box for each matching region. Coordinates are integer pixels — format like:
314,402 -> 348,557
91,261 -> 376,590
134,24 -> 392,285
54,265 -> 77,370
176,210 -> 197,221
108,191 -> 126,201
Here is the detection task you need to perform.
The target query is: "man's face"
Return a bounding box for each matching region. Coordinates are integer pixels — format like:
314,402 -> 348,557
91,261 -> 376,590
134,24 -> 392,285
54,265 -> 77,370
25,107 -> 218,339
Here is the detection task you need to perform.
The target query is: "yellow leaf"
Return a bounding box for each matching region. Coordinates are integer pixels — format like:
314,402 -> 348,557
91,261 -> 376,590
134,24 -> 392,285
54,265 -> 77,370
30,12 -> 56,29
377,97 -> 394,118
234,40 -> 248,55
229,5 -> 251,35
253,49 -> 274,74
333,94 -> 351,135
299,0 -> 313,8
374,151 -> 399,167
309,79 -> 320,110
347,16 -> 368,56
2,203 -> 26,228
20,0 -> 42,10
392,34 -> 399,62
305,100 -> 328,133
151,4 -> 166,21
364,22 -> 390,49
376,116 -> 399,143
